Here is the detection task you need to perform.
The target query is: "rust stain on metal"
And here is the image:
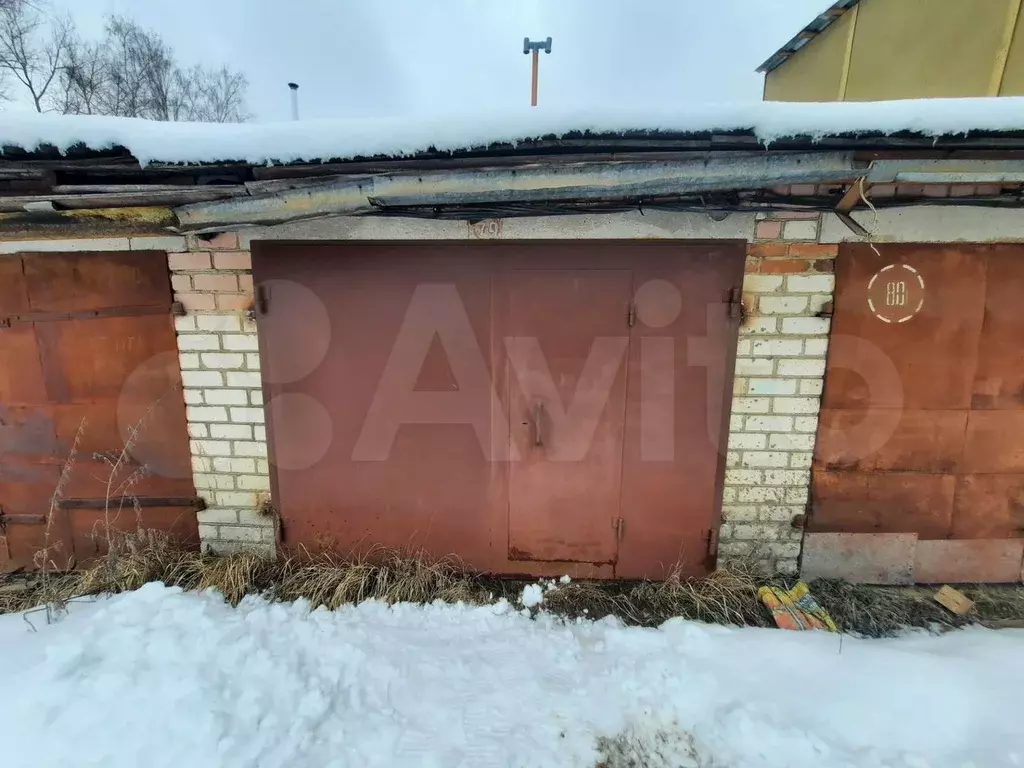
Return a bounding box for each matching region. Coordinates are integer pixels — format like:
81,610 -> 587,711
0,251 -> 196,571
815,244 -> 1024,583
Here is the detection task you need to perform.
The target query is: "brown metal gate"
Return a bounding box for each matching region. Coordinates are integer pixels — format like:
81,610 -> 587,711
813,243 -> 1024,581
0,251 -> 197,571
253,241 -> 743,579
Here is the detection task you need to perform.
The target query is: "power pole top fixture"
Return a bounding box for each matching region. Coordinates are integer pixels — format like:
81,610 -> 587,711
522,37 -> 552,107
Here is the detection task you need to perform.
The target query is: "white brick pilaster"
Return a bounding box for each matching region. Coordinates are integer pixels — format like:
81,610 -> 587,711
169,241 -> 275,555
719,218 -> 835,575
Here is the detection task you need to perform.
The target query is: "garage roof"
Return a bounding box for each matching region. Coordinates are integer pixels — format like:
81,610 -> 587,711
2,96 -> 1024,169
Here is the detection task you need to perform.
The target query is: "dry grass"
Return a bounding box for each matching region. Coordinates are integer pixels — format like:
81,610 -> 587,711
810,579 -> 1024,637
597,729 -> 713,768
496,559 -> 781,628
623,560 -> 778,628
4,533 -> 1024,638
273,548 -> 486,609
0,534 -> 490,615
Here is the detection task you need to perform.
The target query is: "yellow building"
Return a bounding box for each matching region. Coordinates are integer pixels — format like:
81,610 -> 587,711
760,0 -> 1024,101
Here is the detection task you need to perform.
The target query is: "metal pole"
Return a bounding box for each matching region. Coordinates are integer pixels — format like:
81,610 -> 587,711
531,50 -> 539,107
288,82 -> 299,121
523,37 -> 552,107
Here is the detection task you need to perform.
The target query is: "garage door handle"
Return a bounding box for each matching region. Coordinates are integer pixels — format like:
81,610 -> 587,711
532,402 -> 544,447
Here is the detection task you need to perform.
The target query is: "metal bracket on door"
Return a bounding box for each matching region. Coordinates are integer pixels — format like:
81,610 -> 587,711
0,508 -> 47,532
705,527 -> 719,559
613,517 -> 625,542
57,496 -> 207,511
255,284 -> 270,316
724,287 -> 745,321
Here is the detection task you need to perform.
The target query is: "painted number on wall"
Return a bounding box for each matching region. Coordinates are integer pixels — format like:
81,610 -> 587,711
885,280 -> 907,307
867,263 -> 925,324
468,219 -> 503,239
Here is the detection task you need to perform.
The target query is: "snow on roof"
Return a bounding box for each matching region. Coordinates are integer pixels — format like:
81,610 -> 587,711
2,97 -> 1024,166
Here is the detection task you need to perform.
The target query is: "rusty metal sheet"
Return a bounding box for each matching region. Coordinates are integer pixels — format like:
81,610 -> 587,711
37,315 -> 180,402
1,518 -> 74,573
0,256 -> 30,315
0,251 -> 195,570
253,241 -> 742,578
257,244 -> 498,566
801,532 -> 917,585
0,404 -> 60,463
0,463 -> 71,572
810,469 -> 954,538
505,269 -> 630,564
67,505 -> 199,563
816,244 -> 1024,583
914,539 -> 1024,584
952,475 -> 1024,538
816,408 -> 966,473
616,243 -> 744,579
961,411 -> 1024,473
0,326 -> 48,406
971,246 -> 1024,410
24,251 -> 171,313
825,244 -> 986,411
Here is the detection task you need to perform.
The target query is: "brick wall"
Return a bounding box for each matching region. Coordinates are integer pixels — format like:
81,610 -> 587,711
169,234 -> 276,554
717,212 -> 835,575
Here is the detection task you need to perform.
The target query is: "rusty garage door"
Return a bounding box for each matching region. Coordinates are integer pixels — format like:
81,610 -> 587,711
813,243 -> 1024,582
0,251 -> 197,572
252,241 -> 744,579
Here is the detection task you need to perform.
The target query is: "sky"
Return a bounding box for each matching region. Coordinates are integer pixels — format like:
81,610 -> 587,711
52,0 -> 834,122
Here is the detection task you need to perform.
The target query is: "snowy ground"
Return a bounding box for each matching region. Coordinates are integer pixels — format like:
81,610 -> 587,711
3,583 -> 1023,768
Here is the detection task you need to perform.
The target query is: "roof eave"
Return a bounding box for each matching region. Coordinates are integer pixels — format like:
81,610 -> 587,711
755,0 -> 861,74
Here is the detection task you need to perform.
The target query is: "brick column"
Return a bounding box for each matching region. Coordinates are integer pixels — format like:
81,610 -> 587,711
718,212 -> 835,574
169,235 -> 275,554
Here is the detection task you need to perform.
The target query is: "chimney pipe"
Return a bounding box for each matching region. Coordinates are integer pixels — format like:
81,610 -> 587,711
288,82 -> 299,121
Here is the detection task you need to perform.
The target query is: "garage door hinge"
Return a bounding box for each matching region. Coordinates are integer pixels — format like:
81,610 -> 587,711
626,301 -> 636,327
706,527 -> 719,559
613,517 -> 625,541
255,284 -> 270,316
725,287 -> 744,320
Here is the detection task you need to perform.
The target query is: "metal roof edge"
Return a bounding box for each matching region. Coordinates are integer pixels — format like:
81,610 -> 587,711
756,0 -> 861,74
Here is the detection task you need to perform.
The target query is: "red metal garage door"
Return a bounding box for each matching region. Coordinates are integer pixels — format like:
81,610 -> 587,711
0,252 -> 197,572
813,243 -> 1024,581
252,241 -> 743,579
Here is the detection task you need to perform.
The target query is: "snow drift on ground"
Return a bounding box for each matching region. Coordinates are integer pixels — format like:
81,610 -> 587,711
2,97 -> 1024,165
2,584 -> 1023,768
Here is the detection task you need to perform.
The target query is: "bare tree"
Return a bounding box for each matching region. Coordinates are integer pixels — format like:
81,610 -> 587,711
55,36 -> 105,114
195,65 -> 250,123
95,15 -> 249,122
1,6 -> 249,122
0,0 -> 73,112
